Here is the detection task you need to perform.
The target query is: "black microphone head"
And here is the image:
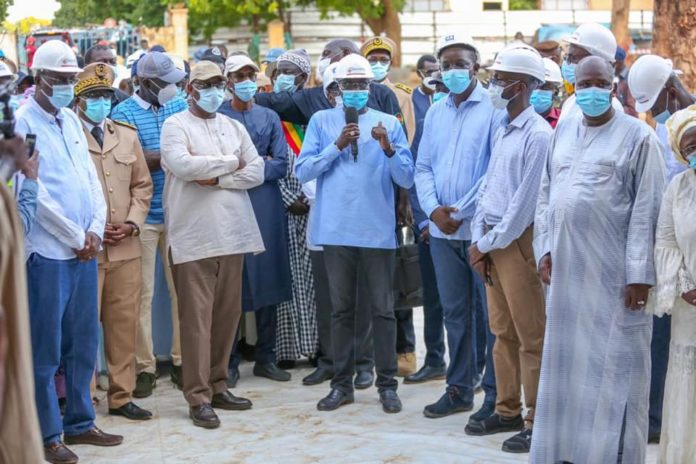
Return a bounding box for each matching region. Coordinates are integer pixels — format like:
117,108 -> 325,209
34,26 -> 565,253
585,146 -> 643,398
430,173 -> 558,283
345,106 -> 359,125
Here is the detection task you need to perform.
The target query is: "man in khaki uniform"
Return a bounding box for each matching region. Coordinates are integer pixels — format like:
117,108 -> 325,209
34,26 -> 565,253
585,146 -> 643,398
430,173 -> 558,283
75,63 -> 154,421
361,36 -> 416,145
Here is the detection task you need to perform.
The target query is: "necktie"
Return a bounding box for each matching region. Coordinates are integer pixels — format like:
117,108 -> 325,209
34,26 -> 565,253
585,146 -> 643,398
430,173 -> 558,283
91,126 -> 104,148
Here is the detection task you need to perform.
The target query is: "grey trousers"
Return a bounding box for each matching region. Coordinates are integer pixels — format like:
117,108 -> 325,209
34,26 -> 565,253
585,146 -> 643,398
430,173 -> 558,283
323,246 -> 397,393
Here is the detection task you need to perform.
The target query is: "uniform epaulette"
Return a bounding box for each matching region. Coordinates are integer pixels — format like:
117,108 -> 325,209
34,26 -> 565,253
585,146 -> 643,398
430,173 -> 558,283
394,83 -> 413,94
112,120 -> 136,131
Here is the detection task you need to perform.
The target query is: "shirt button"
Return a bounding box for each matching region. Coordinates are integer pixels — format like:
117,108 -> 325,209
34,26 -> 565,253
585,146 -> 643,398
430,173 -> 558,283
109,188 -> 114,193
102,155 -> 106,159
106,172 -> 111,176
111,209 -> 116,214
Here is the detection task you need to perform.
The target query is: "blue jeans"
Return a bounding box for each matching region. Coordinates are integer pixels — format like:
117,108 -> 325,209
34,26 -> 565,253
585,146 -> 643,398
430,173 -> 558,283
429,237 -> 479,402
649,314 -> 671,435
418,239 -> 446,368
27,254 -> 98,444
474,285 -> 497,404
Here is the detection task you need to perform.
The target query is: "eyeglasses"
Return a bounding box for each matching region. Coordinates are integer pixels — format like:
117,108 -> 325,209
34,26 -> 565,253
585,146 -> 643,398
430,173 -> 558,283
42,74 -> 78,86
338,81 -> 370,91
367,57 -> 390,66
192,81 -> 226,90
489,77 -> 520,88
80,90 -> 113,100
440,61 -> 474,72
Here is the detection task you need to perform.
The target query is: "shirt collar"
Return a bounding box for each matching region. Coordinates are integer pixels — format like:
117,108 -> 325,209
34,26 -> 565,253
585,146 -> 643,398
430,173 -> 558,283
80,116 -> 106,132
28,96 -> 65,124
506,105 -> 537,130
446,80 -> 483,108
133,92 -> 151,110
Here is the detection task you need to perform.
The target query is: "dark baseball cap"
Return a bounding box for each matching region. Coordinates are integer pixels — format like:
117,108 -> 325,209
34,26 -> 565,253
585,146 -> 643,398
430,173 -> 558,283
136,51 -> 185,83
201,47 -> 225,66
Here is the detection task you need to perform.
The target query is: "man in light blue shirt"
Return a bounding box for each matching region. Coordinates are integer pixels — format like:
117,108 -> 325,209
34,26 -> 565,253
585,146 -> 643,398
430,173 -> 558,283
14,40 -> 122,463
296,54 -> 414,414
415,33 -> 504,420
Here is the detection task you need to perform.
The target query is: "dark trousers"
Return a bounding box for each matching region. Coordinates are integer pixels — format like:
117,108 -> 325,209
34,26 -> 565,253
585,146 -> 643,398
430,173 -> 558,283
27,254 -> 98,444
311,250 -> 374,374
418,239 -> 446,368
475,283 -> 497,404
648,314 -> 671,435
229,305 -> 278,368
429,237 -> 480,402
323,246 -> 397,394
395,309 -> 416,353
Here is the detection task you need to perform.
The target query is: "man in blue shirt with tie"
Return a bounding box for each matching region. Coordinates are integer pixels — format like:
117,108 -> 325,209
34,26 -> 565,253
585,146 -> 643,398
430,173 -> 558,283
296,54 -> 414,414
415,33 -> 504,420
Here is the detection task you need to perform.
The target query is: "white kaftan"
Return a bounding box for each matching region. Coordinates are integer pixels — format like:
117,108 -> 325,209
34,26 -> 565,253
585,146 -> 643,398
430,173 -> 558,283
649,170 -> 696,464
531,112 -> 666,464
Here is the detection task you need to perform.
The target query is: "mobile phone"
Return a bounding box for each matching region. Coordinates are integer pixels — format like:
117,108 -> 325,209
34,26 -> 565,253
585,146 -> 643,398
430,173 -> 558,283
25,134 -> 36,157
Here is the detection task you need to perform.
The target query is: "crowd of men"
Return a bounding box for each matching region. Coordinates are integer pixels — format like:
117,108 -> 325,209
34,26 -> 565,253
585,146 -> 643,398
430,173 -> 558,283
0,20 -> 695,464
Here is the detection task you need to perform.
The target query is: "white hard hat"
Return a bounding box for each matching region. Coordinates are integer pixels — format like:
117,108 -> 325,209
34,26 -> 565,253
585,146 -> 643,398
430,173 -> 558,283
335,54 -> 374,80
31,40 -> 82,73
565,23 -> 617,62
0,61 -> 13,79
628,54 -> 674,113
322,62 -> 340,96
488,46 -> 545,82
436,32 -> 478,60
542,58 -> 563,84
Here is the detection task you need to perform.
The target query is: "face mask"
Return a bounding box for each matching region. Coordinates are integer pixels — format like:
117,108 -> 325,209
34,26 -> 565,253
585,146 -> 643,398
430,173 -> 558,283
83,97 -> 112,123
370,62 -> 389,81
333,96 -> 343,108
487,83 -> 515,110
433,92 -> 448,103
195,87 -> 225,113
317,58 -> 331,80
442,69 -> 472,95
223,88 -> 234,102
688,153 -> 696,170
274,74 -> 298,94
530,89 -> 554,114
342,90 -> 369,110
43,84 -> 75,109
154,82 -> 177,106
176,87 -> 187,100
234,80 -> 257,102
422,74 -> 436,91
561,61 -> 576,84
653,91 -> 671,124
575,87 -> 612,118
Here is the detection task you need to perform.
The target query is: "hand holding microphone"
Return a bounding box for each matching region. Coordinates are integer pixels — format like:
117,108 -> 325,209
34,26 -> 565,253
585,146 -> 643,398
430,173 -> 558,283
335,123 -> 360,154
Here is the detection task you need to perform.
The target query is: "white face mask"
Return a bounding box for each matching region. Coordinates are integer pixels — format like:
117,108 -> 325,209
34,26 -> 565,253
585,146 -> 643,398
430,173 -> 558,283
156,83 -> 178,105
423,77 -> 437,91
316,58 -> 331,83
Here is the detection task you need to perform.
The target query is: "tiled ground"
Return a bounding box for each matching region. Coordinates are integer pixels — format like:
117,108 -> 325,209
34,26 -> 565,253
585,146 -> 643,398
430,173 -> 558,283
76,311 -> 659,464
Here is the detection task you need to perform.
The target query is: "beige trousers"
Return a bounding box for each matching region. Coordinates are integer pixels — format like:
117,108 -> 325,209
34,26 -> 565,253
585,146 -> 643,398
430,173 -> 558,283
136,223 -> 181,374
486,226 -> 546,423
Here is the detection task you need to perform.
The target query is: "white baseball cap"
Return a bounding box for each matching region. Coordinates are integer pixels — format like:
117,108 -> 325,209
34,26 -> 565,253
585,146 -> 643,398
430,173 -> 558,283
488,46 -> 545,82
542,58 -> 563,84
0,61 -> 13,78
436,32 -> 478,60
322,62 -> 340,97
335,54 -> 374,80
224,55 -> 260,75
565,23 -> 617,62
31,40 -> 83,73
628,54 -> 674,113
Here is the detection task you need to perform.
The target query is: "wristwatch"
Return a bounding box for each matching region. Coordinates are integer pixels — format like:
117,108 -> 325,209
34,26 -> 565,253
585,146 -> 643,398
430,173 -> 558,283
125,221 -> 140,237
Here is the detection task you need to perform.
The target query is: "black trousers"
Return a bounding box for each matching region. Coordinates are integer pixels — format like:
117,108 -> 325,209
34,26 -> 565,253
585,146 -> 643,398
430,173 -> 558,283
323,246 -> 397,394
311,250 -> 374,374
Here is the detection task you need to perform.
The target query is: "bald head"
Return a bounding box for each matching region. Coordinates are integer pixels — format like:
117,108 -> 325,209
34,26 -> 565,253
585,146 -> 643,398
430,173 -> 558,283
323,39 -> 359,63
576,56 -> 614,89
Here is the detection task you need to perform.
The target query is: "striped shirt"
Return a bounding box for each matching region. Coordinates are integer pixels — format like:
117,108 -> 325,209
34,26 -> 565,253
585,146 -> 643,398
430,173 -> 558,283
111,94 -> 187,224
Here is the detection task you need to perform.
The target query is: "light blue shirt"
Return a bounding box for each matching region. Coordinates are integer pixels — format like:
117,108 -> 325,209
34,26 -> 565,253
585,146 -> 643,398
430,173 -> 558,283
472,106 -> 552,253
15,98 -> 106,260
415,81 -> 505,241
295,107 -> 414,249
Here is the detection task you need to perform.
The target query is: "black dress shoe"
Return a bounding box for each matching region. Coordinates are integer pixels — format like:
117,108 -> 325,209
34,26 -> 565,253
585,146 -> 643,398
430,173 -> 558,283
227,367 -> 240,388
464,413 -> 524,436
404,365 -> 446,384
253,363 -> 291,382
317,389 -> 354,411
468,401 -> 495,424
44,442 -> 78,464
379,390 -> 403,414
108,402 -> 153,421
278,360 -> 296,370
212,390 -> 252,411
189,403 -> 220,429
354,370 -> 374,390
302,368 -> 333,386
170,365 -> 183,390
423,386 -> 473,418
133,372 -> 156,398
502,428 -> 532,453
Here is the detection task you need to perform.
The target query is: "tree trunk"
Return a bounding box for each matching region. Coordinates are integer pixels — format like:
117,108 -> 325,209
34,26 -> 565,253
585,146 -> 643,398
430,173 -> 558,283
653,0 -> 696,89
359,0 -> 403,67
611,0 -> 631,50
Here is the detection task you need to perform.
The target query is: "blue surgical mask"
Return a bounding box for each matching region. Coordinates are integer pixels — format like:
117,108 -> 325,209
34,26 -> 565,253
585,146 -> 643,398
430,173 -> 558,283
442,69 -> 472,95
653,110 -> 671,125
370,62 -> 389,82
342,90 -> 369,110
234,80 -> 257,102
44,84 -> 75,109
530,89 -> 554,114
433,92 -> 448,103
274,74 -> 298,94
561,61 -> 576,84
688,153 -> 696,170
575,87 -> 612,118
195,87 -> 225,113
176,87 -> 187,100
83,97 -> 112,123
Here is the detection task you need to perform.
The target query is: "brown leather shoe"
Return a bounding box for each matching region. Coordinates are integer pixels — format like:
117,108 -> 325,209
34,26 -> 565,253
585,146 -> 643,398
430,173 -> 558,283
64,427 -> 123,447
211,390 -> 252,411
190,403 -> 220,429
44,442 -> 79,464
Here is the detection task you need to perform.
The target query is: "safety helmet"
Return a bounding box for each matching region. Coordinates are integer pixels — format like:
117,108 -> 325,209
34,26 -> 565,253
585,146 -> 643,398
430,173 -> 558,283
565,23 -> 617,63
31,40 -> 82,73
436,32 -> 478,61
628,54 -> 674,113
542,58 -> 563,84
488,46 -> 545,82
335,54 -> 374,80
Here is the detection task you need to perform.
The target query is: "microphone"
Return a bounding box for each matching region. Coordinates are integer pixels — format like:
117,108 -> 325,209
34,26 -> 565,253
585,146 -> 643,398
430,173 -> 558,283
345,107 -> 359,162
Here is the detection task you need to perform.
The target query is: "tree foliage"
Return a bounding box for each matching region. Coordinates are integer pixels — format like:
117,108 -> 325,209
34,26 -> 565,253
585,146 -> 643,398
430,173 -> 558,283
53,0 -> 172,28
0,0 -> 12,24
